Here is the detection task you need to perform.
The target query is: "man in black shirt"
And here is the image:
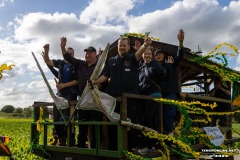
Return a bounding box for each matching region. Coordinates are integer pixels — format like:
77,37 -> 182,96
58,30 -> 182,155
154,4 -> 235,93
60,37 -> 101,148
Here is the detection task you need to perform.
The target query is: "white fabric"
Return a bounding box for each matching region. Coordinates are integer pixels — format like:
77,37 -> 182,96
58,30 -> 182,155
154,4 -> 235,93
53,95 -> 69,110
77,85 -> 119,121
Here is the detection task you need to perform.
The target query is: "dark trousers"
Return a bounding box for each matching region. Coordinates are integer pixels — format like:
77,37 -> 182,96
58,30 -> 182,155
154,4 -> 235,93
108,98 -> 139,151
212,103 -> 231,127
163,93 -> 177,134
143,100 -> 158,148
53,106 -> 70,138
53,94 -> 76,138
77,109 -> 101,147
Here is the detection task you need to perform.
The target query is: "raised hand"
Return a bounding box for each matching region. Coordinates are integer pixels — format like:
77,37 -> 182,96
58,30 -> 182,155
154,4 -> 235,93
165,56 -> 174,64
144,34 -> 152,46
60,37 -> 67,48
178,29 -> 184,47
60,37 -> 67,55
41,44 -> 50,57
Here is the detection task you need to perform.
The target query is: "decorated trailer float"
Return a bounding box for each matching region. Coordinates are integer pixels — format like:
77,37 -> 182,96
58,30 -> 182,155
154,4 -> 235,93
30,35 -> 240,160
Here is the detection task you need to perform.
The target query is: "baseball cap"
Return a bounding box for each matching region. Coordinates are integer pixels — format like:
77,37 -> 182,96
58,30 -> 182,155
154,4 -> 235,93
154,48 -> 164,55
84,46 -> 96,52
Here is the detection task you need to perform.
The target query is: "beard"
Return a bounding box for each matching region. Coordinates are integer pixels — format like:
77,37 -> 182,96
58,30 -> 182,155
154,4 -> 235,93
118,50 -> 128,57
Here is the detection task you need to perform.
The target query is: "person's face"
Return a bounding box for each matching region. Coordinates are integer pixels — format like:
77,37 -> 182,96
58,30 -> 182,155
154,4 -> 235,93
154,52 -> 164,62
214,81 -> 222,89
143,49 -> 153,64
67,48 -> 74,57
118,39 -> 130,57
85,51 -> 96,64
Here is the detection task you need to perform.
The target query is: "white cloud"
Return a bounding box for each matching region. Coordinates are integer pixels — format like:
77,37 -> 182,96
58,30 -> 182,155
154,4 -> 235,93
80,0 -> 138,25
12,12 -> 125,59
0,0 -> 14,7
126,0 -> 240,57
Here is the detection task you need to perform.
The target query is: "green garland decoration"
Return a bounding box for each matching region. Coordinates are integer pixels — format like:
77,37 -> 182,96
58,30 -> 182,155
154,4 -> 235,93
121,32 -> 160,41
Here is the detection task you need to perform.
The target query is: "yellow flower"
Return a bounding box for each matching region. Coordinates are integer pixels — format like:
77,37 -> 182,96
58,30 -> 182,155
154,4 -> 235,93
0,64 -> 15,80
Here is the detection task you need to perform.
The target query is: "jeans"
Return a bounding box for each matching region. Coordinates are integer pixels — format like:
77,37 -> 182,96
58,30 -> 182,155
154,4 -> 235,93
163,93 -> 177,134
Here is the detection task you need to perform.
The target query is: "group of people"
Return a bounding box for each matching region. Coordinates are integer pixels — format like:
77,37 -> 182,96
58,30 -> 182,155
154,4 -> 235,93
41,29 -> 185,153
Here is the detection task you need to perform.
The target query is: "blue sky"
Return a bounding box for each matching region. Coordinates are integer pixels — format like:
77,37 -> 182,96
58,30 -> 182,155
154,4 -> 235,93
0,0 -> 240,108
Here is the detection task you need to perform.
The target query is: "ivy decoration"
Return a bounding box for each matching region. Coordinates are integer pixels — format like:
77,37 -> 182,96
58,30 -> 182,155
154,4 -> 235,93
121,32 -> 160,41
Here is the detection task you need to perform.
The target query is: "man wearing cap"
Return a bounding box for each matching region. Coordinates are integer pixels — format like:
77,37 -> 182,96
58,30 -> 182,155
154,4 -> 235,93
60,37 -> 101,148
154,29 -> 184,134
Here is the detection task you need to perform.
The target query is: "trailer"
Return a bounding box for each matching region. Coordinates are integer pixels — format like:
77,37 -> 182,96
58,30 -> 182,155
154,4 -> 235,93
30,36 -> 240,160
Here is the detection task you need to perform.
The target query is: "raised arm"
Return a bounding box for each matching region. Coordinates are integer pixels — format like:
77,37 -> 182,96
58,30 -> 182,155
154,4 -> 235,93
60,37 -> 84,68
60,37 -> 67,55
135,35 -> 152,61
172,29 -> 185,66
42,44 -> 54,67
178,29 -> 184,49
46,64 -> 59,78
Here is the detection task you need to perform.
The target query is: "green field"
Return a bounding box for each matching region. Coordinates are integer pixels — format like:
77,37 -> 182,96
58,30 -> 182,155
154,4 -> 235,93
0,118 -> 44,160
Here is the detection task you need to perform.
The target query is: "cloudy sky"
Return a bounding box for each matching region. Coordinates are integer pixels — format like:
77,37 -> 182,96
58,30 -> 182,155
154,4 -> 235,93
0,0 -> 240,109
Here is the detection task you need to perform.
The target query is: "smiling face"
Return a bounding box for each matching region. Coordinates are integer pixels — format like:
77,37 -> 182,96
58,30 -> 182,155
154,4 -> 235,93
85,50 -> 96,65
154,52 -> 164,62
118,38 -> 130,57
143,49 -> 153,64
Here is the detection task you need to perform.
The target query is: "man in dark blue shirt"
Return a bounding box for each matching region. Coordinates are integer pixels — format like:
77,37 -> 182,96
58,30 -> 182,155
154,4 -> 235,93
93,35 -> 152,151
42,44 -> 78,146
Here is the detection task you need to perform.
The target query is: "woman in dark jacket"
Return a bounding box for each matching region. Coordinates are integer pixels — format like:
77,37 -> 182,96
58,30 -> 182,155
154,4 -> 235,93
137,48 -> 166,154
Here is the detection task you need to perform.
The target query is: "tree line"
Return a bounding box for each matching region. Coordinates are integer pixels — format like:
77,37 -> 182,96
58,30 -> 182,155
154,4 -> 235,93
0,105 -> 33,118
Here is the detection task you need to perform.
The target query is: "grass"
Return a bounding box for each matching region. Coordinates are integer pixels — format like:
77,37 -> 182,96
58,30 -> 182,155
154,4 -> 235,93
232,122 -> 240,137
0,117 -> 44,160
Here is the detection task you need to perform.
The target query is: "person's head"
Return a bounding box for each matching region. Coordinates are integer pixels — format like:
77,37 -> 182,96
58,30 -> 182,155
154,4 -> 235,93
67,47 -> 74,57
154,48 -> 165,62
214,77 -> 223,88
142,49 -> 153,64
118,37 -> 130,57
84,46 -> 97,64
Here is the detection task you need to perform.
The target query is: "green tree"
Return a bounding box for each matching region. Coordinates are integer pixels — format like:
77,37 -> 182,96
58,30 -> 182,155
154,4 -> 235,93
14,107 -> 23,113
23,106 -> 33,118
1,105 -> 15,113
